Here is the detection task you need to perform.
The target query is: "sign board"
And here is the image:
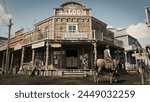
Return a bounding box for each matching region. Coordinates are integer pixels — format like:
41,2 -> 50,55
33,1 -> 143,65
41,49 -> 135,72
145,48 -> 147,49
124,45 -> 135,51
64,32 -> 87,39
54,2 -> 91,16
51,43 -> 61,48
58,9 -> 86,16
14,43 -> 22,51
32,41 -> 45,49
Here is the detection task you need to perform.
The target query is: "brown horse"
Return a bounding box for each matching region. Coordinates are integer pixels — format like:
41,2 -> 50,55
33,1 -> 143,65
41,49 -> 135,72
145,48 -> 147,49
94,59 -> 120,83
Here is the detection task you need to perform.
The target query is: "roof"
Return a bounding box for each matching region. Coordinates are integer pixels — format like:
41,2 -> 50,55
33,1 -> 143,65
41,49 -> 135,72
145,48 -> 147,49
0,36 -> 7,40
60,1 -> 85,7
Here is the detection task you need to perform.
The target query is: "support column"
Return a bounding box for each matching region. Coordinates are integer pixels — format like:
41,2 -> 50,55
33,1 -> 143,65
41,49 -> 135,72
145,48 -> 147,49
10,52 -> 14,75
32,49 -> 35,66
19,47 -> 25,73
51,46 -> 53,70
124,52 -> 128,70
92,41 -> 97,69
134,51 -> 138,69
60,46 -> 62,69
2,52 -> 5,74
45,41 -> 49,75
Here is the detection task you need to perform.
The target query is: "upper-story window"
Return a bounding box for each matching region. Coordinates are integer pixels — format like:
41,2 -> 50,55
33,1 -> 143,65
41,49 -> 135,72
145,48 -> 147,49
45,27 -> 48,33
69,25 -> 76,32
67,23 -> 78,33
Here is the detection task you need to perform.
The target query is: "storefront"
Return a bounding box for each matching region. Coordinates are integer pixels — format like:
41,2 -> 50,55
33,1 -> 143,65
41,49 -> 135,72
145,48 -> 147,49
17,1 -> 124,76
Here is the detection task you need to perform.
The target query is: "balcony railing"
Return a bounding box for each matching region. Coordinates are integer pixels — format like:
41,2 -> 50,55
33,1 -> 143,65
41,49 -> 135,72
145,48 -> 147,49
114,39 -> 123,48
23,30 -> 123,48
23,30 -> 99,45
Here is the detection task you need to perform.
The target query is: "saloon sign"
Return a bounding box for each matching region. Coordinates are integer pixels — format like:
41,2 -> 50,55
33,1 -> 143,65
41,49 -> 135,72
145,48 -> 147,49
58,9 -> 86,16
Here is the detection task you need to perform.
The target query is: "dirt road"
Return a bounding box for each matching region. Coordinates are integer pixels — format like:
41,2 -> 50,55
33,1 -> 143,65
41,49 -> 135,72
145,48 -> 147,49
0,72 -> 143,85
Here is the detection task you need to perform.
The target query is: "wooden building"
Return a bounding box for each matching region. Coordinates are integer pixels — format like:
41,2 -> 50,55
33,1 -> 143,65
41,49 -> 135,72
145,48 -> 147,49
0,36 -> 7,73
0,29 -> 23,74
17,1 -> 123,77
0,1 -> 124,76
108,28 -> 142,71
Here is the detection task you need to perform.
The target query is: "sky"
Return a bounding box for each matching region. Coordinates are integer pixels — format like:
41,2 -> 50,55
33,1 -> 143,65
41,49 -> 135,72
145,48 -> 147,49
0,0 -> 150,47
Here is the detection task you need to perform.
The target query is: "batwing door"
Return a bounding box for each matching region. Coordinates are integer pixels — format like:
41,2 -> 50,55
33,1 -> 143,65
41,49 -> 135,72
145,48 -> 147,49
66,50 -> 78,69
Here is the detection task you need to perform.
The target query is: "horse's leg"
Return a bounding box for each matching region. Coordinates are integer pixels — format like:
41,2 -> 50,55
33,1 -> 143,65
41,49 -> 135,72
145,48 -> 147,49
98,67 -> 102,73
109,72 -> 113,83
94,71 -> 99,83
114,70 -> 118,83
97,67 -> 103,83
139,67 -> 145,85
94,71 -> 97,83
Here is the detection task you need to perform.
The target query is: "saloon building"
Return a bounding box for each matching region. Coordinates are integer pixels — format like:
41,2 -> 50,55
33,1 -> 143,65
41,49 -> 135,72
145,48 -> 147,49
1,1 -> 124,76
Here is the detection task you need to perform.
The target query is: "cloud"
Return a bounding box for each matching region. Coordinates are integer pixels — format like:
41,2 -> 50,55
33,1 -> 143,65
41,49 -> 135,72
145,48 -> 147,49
126,23 -> 150,39
0,4 -> 12,25
126,23 -> 150,47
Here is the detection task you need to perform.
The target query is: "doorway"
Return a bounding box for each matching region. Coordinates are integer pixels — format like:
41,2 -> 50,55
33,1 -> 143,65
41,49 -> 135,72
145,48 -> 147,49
66,50 -> 78,69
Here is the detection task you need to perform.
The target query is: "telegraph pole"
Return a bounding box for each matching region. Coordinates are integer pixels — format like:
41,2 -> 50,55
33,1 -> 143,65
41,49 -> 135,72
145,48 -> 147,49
5,18 -> 13,75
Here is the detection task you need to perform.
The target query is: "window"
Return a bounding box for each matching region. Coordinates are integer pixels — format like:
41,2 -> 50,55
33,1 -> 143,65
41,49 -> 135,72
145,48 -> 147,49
67,23 -> 78,33
69,25 -> 76,32
45,27 -> 48,33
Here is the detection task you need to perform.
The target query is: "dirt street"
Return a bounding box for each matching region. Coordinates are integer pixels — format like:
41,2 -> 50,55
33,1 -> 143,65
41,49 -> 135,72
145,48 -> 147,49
0,72 -> 145,85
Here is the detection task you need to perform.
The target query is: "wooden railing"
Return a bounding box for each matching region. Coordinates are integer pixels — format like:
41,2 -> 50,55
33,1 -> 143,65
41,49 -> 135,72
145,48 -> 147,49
114,39 -> 123,48
23,30 -> 99,45
23,31 -> 47,45
23,30 -> 123,48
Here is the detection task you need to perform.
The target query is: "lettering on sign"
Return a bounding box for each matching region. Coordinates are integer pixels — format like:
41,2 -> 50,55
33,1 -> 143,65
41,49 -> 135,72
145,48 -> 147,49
59,9 -> 86,16
64,32 -> 87,39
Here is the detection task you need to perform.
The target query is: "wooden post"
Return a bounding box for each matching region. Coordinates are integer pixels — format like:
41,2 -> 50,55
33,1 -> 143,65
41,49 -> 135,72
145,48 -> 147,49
19,47 -> 24,73
45,41 -> 49,76
124,52 -> 128,71
92,41 -> 97,69
10,52 -> 14,75
2,52 -> 5,74
32,49 -> 35,66
5,19 -> 13,75
139,68 -> 145,85
93,41 -> 97,82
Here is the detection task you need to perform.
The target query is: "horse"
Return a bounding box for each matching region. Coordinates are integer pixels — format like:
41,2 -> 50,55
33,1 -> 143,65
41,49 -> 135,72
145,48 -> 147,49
94,59 -> 120,83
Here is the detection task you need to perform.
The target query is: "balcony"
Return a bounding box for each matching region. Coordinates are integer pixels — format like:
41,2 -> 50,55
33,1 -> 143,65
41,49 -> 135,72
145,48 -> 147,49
23,30 -> 99,45
23,30 -> 123,48
114,39 -> 124,48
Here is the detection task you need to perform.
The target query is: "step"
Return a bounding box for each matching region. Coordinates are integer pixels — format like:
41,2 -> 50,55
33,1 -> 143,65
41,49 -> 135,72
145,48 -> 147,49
62,72 -> 86,77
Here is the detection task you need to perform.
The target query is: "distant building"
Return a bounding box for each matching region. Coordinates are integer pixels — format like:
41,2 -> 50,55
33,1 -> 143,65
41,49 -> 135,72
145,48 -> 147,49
0,36 -> 7,47
108,28 -> 142,70
145,6 -> 150,30
0,36 -> 7,73
0,30 -> 23,74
